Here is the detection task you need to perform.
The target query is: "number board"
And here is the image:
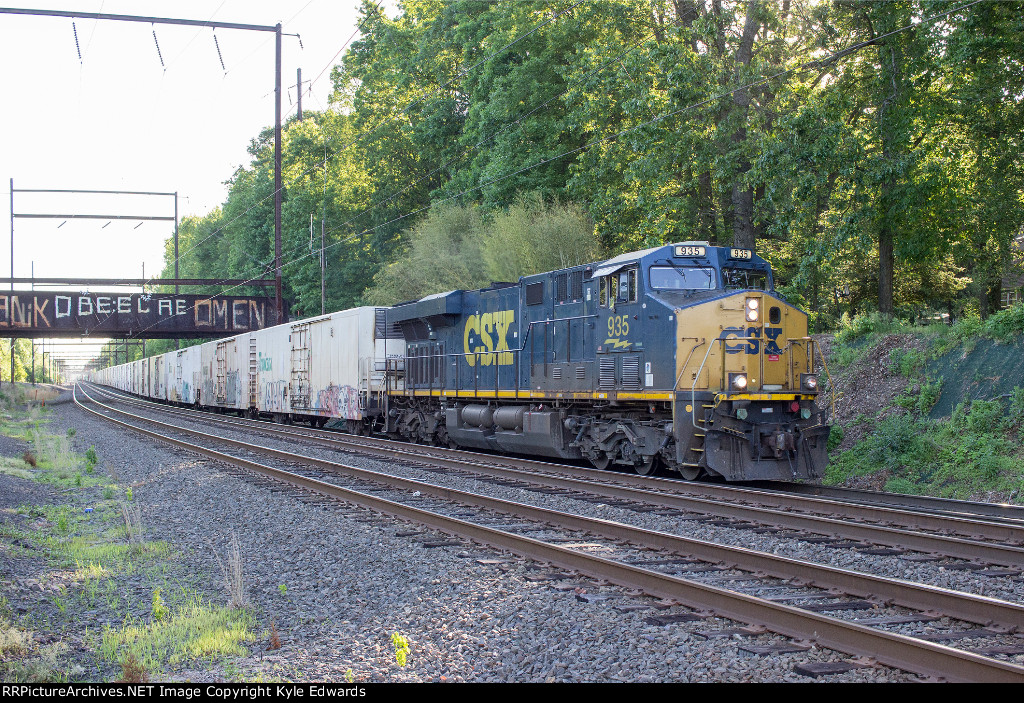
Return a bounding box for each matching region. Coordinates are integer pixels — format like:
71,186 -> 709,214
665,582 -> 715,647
729,248 -> 753,260
674,245 -> 706,257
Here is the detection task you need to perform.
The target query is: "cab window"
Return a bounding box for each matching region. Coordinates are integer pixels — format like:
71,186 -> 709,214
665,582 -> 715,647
617,268 -> 637,303
649,265 -> 717,290
722,268 -> 769,291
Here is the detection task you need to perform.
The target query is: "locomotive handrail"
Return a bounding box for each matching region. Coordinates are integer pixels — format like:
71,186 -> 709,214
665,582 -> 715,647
671,338 -> 705,432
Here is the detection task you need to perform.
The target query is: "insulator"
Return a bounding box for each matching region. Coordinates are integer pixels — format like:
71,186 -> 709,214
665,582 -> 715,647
213,32 -> 226,72
152,28 -> 165,69
72,21 -> 82,63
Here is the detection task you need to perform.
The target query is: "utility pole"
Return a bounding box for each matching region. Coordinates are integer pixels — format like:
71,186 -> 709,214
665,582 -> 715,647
297,67 -> 302,121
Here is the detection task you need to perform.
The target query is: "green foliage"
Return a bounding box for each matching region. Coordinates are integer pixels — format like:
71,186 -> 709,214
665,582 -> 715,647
365,197 -> 601,304
835,312 -> 908,346
390,632 -> 410,668
111,1 -> 1021,339
829,393 -> 1023,499
917,378 -> 943,416
825,424 -> 843,452
1009,387 -> 1024,428
85,447 -> 98,468
151,589 -> 169,623
889,348 -> 925,377
982,302 -> 1024,342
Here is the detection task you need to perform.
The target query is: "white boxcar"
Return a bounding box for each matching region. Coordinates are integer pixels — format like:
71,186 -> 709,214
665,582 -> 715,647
199,333 -> 250,411
251,306 -> 404,425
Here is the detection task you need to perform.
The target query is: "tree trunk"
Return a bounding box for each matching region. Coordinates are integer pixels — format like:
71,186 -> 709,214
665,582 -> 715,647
878,220 -> 894,316
729,3 -> 762,250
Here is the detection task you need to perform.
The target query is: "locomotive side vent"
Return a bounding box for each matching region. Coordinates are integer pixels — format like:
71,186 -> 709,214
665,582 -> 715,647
525,282 -> 544,306
599,357 -> 615,388
576,365 -> 586,380
552,366 -> 562,381
622,355 -> 641,390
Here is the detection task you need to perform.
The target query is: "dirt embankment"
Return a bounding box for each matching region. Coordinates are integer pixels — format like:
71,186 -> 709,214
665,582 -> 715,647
816,334 -> 929,451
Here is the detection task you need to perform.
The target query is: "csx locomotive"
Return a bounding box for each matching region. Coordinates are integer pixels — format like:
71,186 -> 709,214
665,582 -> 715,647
92,242 -> 831,482
384,241 -> 831,481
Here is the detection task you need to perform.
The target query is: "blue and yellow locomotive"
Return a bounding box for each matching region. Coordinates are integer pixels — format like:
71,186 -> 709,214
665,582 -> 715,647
383,242 -> 831,482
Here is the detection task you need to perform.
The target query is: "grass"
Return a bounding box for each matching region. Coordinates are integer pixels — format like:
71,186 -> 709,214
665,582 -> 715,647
0,389 -> 265,681
827,308 -> 1024,501
826,392 -> 1024,500
96,593 -> 257,675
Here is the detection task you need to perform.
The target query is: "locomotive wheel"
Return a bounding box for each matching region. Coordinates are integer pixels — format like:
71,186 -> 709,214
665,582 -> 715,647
679,464 -> 703,481
590,453 -> 613,470
634,456 -> 657,476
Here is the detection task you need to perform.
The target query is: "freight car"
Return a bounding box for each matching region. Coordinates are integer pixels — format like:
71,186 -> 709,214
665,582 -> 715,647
90,242 -> 832,482
91,306 -> 405,431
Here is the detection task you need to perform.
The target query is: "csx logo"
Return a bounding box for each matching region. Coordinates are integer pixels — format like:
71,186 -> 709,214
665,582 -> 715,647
464,310 -> 515,366
722,326 -> 784,355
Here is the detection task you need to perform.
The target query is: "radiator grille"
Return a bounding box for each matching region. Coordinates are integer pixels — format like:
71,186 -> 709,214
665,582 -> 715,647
622,355 -> 641,390
599,357 -> 616,388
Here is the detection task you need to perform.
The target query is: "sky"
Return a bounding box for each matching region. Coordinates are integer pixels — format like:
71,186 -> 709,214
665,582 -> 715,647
0,1 -> 378,370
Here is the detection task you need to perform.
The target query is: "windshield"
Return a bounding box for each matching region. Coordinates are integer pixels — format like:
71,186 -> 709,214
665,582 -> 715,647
722,267 -> 770,291
649,265 -> 717,290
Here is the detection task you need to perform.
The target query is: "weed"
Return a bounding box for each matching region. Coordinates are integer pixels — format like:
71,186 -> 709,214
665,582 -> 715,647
835,312 -> 908,345
1009,387 -> 1024,428
152,589 -> 169,623
56,511 -> 70,535
391,632 -> 410,667
103,486 -> 115,500
118,653 -> 149,683
125,487 -> 133,502
0,620 -> 32,655
85,447 -> 98,467
215,532 -> 246,610
268,622 -> 281,650
100,593 -> 256,675
66,428 -> 76,438
278,584 -> 287,596
22,451 -> 37,468
889,348 -> 926,377
917,377 -> 943,415
345,669 -> 355,684
121,500 -> 144,555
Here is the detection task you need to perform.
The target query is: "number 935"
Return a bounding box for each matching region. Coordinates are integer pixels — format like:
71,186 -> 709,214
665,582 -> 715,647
607,315 -> 629,337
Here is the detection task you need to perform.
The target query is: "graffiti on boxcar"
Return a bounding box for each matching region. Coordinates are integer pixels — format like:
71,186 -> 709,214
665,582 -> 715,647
262,380 -> 288,412
313,384 -> 360,420
226,370 -> 242,406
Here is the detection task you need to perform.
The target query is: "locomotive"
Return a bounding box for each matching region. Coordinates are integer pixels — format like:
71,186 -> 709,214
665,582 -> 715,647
383,241 -> 831,481
91,241 -> 831,482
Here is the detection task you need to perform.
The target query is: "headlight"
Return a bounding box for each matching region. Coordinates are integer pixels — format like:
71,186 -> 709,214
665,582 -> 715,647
745,298 -> 759,322
801,373 -> 819,393
729,373 -> 748,391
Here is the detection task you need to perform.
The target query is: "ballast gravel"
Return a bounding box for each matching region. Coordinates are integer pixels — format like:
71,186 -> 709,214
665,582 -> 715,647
34,398 -> 947,682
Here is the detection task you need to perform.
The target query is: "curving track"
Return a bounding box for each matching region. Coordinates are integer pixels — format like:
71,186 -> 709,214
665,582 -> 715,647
76,382 -> 1024,682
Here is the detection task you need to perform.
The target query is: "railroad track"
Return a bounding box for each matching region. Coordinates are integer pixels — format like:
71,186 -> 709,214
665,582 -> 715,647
84,383 -> 1024,568
74,383 -> 1024,682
